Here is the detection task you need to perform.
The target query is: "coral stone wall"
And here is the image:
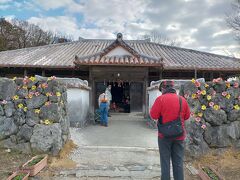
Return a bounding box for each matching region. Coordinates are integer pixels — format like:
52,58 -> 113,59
0,76 -> 69,155
180,78 -> 240,157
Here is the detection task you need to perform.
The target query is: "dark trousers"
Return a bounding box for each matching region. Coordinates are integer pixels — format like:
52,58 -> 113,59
158,137 -> 184,180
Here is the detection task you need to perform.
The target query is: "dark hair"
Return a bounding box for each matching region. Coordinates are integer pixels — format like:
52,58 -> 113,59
159,80 -> 174,91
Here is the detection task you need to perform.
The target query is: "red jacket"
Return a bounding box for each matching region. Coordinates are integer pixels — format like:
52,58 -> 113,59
150,93 -> 190,140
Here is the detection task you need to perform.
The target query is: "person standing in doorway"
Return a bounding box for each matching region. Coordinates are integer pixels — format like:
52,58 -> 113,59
105,84 -> 112,117
98,93 -> 109,127
150,80 -> 190,180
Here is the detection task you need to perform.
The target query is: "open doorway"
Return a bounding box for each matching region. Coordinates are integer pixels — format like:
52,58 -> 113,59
110,82 -> 130,113
95,81 -> 143,113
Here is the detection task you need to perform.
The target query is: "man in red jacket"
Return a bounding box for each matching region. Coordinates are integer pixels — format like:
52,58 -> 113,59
150,80 -> 190,180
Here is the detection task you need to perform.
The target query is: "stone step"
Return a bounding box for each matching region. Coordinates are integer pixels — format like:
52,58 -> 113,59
57,164 -> 168,179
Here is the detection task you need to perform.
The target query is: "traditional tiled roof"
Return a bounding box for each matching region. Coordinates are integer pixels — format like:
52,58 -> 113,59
0,33 -> 239,70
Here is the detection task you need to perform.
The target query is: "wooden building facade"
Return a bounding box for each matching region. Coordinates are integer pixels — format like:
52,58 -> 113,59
0,33 -> 240,115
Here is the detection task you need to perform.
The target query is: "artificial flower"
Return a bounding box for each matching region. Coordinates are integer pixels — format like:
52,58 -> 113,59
23,77 -> 29,84
22,85 -> 28,89
201,124 -> 207,129
45,101 -> 51,106
238,96 -> 240,101
29,76 -> 36,82
191,78 -> 196,83
18,103 -> 24,109
56,92 -> 61,97
23,107 -> 28,112
43,119 -> 53,125
205,84 -> 209,88
46,92 -> 53,97
1,100 -> 7,104
195,117 -> 201,122
226,82 -> 230,88
12,95 -> 19,100
191,94 -> 197,99
212,90 -> 216,96
201,90 -> 206,95
31,85 -> 36,90
209,102 -> 214,107
201,105 -> 206,110
226,94 -> 231,99
41,83 -> 48,89
195,81 -> 201,87
35,109 -> 40,114
198,112 -> 203,117
234,105 -> 240,110
207,95 -> 212,101
197,90 -> 201,95
35,92 -> 40,96
190,112 -> 194,117
222,92 -> 227,97
47,76 -> 57,81
213,104 -> 220,110
12,77 -> 17,81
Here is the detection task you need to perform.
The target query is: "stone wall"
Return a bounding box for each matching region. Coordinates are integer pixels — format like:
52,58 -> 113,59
0,76 -> 69,155
180,78 -> 240,157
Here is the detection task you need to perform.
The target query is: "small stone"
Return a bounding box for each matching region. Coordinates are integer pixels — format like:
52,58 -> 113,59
5,148 -> 11,153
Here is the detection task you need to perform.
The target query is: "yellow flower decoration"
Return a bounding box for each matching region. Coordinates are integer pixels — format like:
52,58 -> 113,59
22,85 -> 28,89
207,95 -> 211,101
191,94 -> 197,99
43,119 -> 53,125
201,90 -> 206,95
18,103 -> 24,109
201,105 -> 206,110
28,94 -> 33,99
205,84 -> 209,88
226,94 -> 231,99
12,77 -> 17,81
35,109 -> 40,114
226,82 -> 230,88
29,76 -> 36,82
198,112 -> 203,117
60,100 -> 64,105
12,95 -> 19,100
191,79 -> 196,83
23,107 -> 28,112
31,85 -> 36,90
56,92 -> 61,97
213,105 -> 220,110
234,105 -> 240,110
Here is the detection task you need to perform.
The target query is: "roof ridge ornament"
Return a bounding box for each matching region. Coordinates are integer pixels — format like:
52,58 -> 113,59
117,33 -> 123,41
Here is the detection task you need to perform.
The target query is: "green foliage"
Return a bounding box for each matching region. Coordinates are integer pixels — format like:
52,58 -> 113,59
202,167 -> 219,180
12,173 -> 26,180
26,156 -> 44,167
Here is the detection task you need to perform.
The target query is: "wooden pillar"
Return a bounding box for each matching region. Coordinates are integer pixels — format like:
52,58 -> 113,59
194,69 -> 197,79
159,68 -> 163,80
210,72 -> 213,80
89,67 -> 94,116
143,68 -> 149,117
24,69 -> 27,76
42,69 -> 46,77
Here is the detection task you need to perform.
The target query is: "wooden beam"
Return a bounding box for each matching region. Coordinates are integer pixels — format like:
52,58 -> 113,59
194,69 -> 197,79
24,69 -> 27,76
42,70 -> 45,77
